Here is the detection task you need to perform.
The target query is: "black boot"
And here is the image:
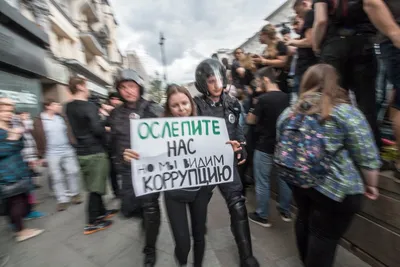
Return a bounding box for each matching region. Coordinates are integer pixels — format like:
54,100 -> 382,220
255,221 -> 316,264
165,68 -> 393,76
229,200 -> 260,267
142,203 -> 160,267
143,246 -> 156,267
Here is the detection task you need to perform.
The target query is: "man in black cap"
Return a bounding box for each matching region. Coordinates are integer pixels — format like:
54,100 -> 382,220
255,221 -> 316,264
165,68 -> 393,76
108,69 -> 163,267
193,58 -> 259,267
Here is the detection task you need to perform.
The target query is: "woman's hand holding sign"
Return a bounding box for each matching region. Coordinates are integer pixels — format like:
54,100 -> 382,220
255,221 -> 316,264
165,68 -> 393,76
123,149 -> 140,162
226,140 -> 247,165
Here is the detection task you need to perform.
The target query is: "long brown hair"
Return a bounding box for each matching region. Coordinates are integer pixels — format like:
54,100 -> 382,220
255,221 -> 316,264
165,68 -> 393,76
260,24 -> 279,59
297,64 -> 350,120
164,84 -> 197,117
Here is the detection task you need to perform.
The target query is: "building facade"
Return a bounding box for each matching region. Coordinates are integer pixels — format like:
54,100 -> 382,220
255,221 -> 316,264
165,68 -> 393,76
0,1 -> 51,116
211,48 -> 234,63
5,0 -> 124,105
237,0 -> 294,55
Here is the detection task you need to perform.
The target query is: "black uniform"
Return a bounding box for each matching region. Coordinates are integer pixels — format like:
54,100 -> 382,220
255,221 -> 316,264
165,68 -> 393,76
193,59 -> 259,267
109,98 -> 163,255
110,69 -> 163,267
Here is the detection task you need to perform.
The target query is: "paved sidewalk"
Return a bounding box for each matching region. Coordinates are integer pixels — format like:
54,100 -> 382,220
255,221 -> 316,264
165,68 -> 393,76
0,184 -> 371,267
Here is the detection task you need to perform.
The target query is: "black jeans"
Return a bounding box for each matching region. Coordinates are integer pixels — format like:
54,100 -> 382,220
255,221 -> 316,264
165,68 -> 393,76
108,155 -> 119,197
320,34 -> 381,148
6,193 -> 30,232
164,188 -> 209,267
292,187 -> 362,267
88,192 -> 106,224
120,168 -> 161,255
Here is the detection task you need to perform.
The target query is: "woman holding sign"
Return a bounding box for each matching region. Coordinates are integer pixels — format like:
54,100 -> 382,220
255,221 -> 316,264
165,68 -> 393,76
124,85 -> 242,267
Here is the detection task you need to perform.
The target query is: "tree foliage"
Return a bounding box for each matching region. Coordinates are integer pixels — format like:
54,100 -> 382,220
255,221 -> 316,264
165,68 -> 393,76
148,72 -> 164,103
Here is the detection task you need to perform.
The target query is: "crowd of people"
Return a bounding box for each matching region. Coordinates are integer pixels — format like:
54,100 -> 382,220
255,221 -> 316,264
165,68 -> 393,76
1,0 -> 400,267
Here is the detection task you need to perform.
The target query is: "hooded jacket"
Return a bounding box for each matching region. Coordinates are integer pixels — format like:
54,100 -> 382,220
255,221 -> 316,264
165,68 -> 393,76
108,98 -> 163,170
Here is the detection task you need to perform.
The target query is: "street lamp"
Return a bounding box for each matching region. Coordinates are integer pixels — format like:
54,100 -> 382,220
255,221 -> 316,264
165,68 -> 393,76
159,32 -> 168,84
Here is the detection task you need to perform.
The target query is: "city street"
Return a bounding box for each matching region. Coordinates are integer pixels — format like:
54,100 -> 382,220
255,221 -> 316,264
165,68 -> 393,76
0,184 -> 371,267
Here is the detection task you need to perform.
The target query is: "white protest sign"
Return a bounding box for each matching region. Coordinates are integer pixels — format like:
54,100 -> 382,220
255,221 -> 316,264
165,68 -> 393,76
130,116 -> 234,196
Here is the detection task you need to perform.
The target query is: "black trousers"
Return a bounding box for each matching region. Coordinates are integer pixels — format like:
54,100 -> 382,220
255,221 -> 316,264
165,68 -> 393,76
120,170 -> 160,254
88,192 -> 106,224
292,187 -> 362,267
164,188 -> 209,267
208,167 -> 257,264
108,154 -> 119,197
320,34 -> 381,148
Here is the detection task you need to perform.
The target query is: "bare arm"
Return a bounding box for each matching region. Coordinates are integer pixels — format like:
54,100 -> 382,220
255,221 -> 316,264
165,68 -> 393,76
288,29 -> 313,48
246,112 -> 256,125
262,55 -> 288,68
363,0 -> 400,47
312,3 -> 328,52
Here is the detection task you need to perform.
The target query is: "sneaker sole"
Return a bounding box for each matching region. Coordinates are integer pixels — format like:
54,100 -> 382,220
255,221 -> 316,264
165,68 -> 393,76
104,212 -> 118,220
24,215 -> 45,221
16,229 -> 44,242
281,217 -> 292,222
249,217 -> 272,228
84,224 -> 112,235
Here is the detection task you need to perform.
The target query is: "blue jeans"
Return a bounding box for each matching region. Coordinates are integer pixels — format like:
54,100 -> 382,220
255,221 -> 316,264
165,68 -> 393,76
253,150 -> 292,219
380,41 -> 400,110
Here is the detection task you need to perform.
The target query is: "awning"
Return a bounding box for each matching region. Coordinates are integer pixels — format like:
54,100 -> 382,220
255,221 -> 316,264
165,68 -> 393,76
0,1 -> 49,47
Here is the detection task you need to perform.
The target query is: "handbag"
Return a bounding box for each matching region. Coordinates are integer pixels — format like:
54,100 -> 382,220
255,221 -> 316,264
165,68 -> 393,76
0,178 -> 31,200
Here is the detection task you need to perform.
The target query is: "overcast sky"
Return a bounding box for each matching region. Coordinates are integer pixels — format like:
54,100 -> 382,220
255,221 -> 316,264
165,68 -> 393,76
112,0 -> 285,84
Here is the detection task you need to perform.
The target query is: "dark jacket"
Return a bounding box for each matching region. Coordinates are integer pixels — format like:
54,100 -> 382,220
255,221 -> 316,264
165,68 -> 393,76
65,100 -> 106,156
32,114 -> 76,159
109,98 -> 163,169
0,129 -> 30,187
193,93 -> 246,143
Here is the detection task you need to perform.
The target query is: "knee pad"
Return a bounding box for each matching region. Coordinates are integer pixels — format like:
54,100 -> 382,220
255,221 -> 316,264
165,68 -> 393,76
227,194 -> 246,209
229,199 -> 248,221
143,205 -> 160,221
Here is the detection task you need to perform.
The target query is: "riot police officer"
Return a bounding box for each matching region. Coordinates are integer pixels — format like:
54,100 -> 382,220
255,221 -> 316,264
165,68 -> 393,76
193,59 -> 260,267
109,69 -> 163,267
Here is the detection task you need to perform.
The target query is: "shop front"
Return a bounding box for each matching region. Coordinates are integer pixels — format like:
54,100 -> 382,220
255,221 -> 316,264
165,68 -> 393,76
0,1 -> 49,115
0,70 -> 42,115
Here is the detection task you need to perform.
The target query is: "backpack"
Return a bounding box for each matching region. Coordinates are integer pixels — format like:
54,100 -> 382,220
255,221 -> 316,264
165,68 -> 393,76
274,113 -> 337,188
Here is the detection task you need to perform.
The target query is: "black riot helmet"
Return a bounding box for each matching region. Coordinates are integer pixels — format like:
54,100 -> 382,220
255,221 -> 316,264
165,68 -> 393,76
114,69 -> 145,95
195,58 -> 227,95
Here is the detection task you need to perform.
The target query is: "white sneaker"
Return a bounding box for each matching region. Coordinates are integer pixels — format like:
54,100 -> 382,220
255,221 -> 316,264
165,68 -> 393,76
16,229 -> 44,242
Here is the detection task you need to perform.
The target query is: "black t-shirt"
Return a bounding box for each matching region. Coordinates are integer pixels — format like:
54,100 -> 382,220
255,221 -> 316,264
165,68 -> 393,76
296,9 -> 318,77
253,91 -> 289,154
231,60 -> 241,87
275,42 -> 289,93
275,41 -> 288,59
313,0 -> 376,36
232,59 -> 254,88
258,41 -> 290,93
